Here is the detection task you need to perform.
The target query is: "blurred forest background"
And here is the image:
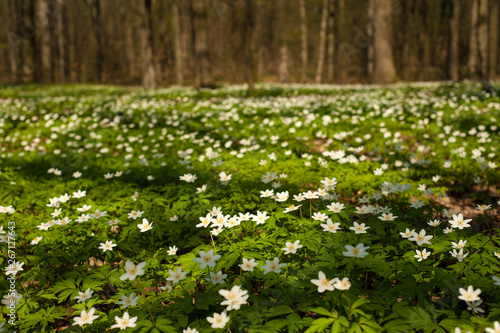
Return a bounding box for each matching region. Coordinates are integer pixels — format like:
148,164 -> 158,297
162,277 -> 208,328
0,0 -> 498,88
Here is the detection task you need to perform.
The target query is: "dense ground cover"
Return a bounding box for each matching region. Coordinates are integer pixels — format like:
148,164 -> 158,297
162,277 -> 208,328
0,83 -> 499,333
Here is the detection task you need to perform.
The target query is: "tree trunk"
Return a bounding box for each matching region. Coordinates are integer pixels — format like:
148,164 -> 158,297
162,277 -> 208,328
38,0 -> 52,83
192,0 -> 213,88
7,0 -> 18,82
140,0 -> 157,88
400,0 -> 412,80
367,0 -> 375,79
278,46 -> 290,83
468,0 -> 479,77
478,0 -> 489,77
449,0 -> 459,81
489,0 -> 499,78
335,0 -> 344,82
28,0 -> 41,82
173,0 -> 183,85
56,0 -> 65,83
125,20 -> 136,79
67,3 -> 76,82
326,0 -> 335,83
372,0 -> 397,84
315,0 -> 329,83
299,0 -> 308,83
88,0 -> 103,83
243,0 -> 256,93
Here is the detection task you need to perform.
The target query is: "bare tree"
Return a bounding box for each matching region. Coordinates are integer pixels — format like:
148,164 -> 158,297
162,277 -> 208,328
243,0 -> 256,93
326,0 -> 335,83
172,0 -> 183,85
7,0 -> 18,82
56,0 -> 65,83
478,0 -> 489,77
140,0 -> 156,88
38,0 -> 52,83
277,0 -> 289,83
192,0 -> 213,88
315,0 -> 328,83
335,0 -> 344,82
468,0 -> 478,77
299,0 -> 308,83
449,0 -> 459,82
87,0 -> 103,83
489,0 -> 499,78
367,0 -> 375,79
372,0 -> 397,84
67,2 -> 77,82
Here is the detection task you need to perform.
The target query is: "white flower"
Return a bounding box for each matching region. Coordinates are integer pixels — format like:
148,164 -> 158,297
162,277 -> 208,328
219,285 -> 249,311
1,292 -> 22,307
326,202 -> 345,213
117,293 -> 139,308
72,308 -> 99,327
5,262 -> 24,276
128,210 -> 144,220
77,204 -> 92,212
449,213 -> 472,229
183,327 -> 199,333
72,190 -> 86,198
310,271 -> 336,293
167,245 -> 178,255
166,267 -> 187,284
219,172 -> 232,182
30,236 -> 43,245
320,219 -> 341,233
378,213 -> 397,221
196,184 -> 207,193
320,177 -> 337,190
99,240 -> 117,252
206,311 -> 230,329
486,322 -> 500,333
414,249 -> 431,262
206,271 -> 227,284
111,312 -> 138,330
451,240 -> 467,249
400,228 -> 414,238
239,258 -> 259,272
92,209 -> 107,219
180,173 -> 197,183
458,285 -> 481,302
260,189 -> 274,198
408,229 -> 433,246
450,248 -> 468,262
349,222 -> 369,234
74,288 -> 94,303
311,212 -> 328,221
193,249 -> 221,269
120,261 -> 146,281
261,257 -> 287,274
161,281 -> 173,293
343,243 -> 369,258
137,218 -> 153,232
281,240 -> 303,254
252,211 -> 270,225
283,204 -> 301,213
334,277 -> 351,290
275,191 -> 289,202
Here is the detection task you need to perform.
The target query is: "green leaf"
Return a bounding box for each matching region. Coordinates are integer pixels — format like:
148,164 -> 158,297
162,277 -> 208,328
305,318 -> 335,333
